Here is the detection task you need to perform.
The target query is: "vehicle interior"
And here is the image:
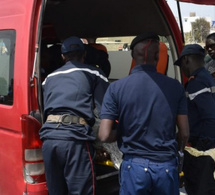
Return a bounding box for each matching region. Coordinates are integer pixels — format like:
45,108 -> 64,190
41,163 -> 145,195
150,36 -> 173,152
38,0 -> 183,194
41,0 -> 181,79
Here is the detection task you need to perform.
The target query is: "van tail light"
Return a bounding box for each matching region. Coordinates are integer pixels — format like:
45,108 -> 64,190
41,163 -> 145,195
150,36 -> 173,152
21,114 -> 46,184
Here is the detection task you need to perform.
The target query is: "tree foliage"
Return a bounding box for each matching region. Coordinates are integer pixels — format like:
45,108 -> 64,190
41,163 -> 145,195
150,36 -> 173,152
192,18 -> 210,43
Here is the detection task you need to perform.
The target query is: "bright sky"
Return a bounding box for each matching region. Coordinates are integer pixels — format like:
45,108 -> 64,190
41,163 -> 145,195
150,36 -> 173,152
166,0 -> 215,21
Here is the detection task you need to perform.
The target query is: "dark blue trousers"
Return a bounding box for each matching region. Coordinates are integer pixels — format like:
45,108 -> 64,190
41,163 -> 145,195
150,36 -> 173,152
42,139 -> 95,195
119,156 -> 179,195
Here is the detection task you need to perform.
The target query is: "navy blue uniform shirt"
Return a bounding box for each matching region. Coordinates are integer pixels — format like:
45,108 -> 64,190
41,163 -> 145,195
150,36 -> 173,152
40,60 -> 109,141
185,67 -> 215,139
100,65 -> 187,161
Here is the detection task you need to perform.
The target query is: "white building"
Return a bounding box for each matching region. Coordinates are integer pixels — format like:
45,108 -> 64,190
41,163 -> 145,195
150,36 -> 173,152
182,12 -> 211,33
211,20 -> 215,33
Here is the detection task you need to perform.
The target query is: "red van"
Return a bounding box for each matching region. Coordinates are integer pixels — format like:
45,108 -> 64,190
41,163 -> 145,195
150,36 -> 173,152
0,0 -> 185,194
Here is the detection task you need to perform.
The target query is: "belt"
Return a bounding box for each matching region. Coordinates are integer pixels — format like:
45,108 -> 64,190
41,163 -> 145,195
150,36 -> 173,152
123,155 -> 177,165
46,114 -> 88,125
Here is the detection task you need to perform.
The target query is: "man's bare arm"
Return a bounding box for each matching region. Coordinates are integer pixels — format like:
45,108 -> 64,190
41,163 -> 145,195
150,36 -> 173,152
177,114 -> 190,151
98,119 -> 117,143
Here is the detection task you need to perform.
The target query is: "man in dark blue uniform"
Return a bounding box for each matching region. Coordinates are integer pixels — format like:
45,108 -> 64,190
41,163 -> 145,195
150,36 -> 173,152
175,44 -> 215,195
40,36 -> 109,195
98,32 -> 189,195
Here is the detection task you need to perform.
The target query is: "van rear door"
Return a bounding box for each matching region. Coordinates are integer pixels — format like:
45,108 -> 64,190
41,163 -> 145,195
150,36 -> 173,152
0,0 -> 47,194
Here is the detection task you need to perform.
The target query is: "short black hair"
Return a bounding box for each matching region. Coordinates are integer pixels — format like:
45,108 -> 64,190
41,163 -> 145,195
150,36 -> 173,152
130,32 -> 159,50
132,39 -> 159,64
63,50 -> 85,62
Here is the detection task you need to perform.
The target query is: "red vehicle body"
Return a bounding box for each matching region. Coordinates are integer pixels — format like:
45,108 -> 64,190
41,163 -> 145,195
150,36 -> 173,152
0,0 -> 186,194
179,0 -> 215,5
0,0 -> 47,194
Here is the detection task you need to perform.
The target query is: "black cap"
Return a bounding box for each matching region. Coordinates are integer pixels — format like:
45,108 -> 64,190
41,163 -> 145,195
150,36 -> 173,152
130,32 -> 160,50
174,44 -> 205,66
61,36 -> 85,54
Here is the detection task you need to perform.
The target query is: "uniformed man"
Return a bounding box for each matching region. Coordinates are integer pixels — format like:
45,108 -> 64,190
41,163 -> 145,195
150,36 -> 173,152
99,32 -> 189,195
205,33 -> 215,80
40,36 -> 109,195
175,44 -> 215,195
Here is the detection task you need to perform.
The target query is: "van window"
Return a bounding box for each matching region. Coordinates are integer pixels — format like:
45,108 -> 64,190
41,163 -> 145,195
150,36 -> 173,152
96,36 -> 133,81
97,36 -> 176,81
0,30 -> 15,105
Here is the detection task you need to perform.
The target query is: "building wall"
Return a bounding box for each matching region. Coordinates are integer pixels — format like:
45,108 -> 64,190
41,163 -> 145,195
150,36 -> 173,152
183,16 -> 211,33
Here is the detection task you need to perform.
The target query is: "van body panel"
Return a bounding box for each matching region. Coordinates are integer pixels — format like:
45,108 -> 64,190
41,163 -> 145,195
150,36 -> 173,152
178,0 -> 215,5
26,182 -> 48,194
0,0 -> 35,130
0,130 -> 23,194
0,0 -> 45,194
158,0 -> 183,53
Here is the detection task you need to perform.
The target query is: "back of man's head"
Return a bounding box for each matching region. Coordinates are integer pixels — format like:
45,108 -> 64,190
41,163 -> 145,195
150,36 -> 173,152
131,32 -> 160,66
61,36 -> 85,62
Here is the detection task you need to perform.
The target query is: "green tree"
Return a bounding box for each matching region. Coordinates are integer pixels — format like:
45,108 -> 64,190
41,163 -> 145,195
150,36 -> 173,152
185,32 -> 192,43
192,18 -> 210,43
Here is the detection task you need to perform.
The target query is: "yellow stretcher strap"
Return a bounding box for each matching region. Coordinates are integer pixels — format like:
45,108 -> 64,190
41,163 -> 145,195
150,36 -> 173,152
185,146 -> 215,179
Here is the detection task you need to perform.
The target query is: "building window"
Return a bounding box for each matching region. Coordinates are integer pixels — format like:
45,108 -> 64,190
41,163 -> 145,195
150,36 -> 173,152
0,30 -> 16,105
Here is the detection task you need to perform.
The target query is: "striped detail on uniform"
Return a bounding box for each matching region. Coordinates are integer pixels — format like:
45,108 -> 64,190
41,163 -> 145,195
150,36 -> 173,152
86,142 -> 95,195
186,86 -> 215,100
42,68 -> 108,85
